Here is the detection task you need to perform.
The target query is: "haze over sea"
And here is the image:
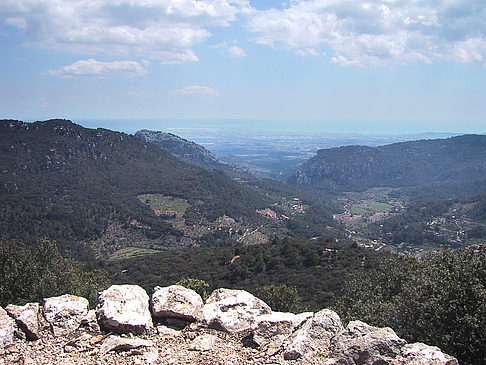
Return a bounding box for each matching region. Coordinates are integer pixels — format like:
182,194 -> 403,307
75,119 -> 485,138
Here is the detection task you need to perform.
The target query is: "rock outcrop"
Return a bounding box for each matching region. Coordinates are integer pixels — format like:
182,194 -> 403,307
0,285 -> 458,365
284,308 -> 344,360
251,311 -> 312,355
0,306 -> 16,349
152,285 -> 203,321
43,294 -> 89,337
396,343 -> 459,365
96,284 -> 153,334
325,320 -> 406,364
198,288 -> 272,333
5,302 -> 41,340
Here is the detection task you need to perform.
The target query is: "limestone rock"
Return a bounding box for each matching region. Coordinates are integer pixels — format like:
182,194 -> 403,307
156,324 -> 182,337
79,309 -> 100,333
198,288 -> 271,333
100,334 -> 153,354
189,334 -> 221,351
152,285 -> 203,321
327,320 -> 407,365
283,308 -> 343,360
96,284 -> 153,335
43,294 -> 89,337
5,302 -> 41,340
252,311 -> 312,355
0,306 -> 16,349
395,343 -> 459,365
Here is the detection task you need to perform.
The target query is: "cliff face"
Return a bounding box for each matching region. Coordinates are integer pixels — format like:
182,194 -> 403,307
0,285 -> 458,365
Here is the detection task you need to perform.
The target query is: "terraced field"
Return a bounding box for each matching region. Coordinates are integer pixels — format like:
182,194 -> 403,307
137,194 -> 189,214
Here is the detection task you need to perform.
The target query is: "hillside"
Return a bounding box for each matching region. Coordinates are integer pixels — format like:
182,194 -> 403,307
0,119 -> 339,259
288,134 -> 486,192
135,129 -> 240,174
287,135 -> 486,252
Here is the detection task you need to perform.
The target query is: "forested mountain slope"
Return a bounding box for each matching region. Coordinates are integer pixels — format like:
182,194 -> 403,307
288,134 -> 486,192
134,129 -> 235,173
0,120 -> 338,259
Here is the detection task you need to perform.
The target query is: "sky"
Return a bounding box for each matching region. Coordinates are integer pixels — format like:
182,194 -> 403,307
1,0 -> 486,134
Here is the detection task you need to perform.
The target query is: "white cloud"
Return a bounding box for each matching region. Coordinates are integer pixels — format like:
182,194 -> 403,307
173,86 -> 220,99
227,45 -> 247,58
246,0 -> 486,66
47,59 -> 148,78
296,48 -> 320,57
0,0 -> 252,64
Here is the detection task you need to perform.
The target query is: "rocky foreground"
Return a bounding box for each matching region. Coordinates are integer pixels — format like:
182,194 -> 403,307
0,285 -> 457,364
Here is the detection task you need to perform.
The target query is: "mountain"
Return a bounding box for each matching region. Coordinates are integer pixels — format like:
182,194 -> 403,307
286,135 -> 486,252
0,119 -> 338,259
135,129 -> 225,170
134,129 -> 248,177
288,134 -> 486,192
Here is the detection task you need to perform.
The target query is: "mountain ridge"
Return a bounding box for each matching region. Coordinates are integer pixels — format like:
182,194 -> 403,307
287,134 -> 486,192
0,119 -> 338,259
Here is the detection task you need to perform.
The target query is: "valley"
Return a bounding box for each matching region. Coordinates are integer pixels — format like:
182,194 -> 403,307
1,119 -> 485,364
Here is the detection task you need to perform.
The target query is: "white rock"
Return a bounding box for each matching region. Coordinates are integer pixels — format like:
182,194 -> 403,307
395,343 -> 458,365
43,294 -> 89,337
327,320 -> 406,365
143,348 -> 159,364
100,335 -> 153,354
152,285 -> 203,321
5,302 -> 40,340
189,334 -> 221,351
96,284 -> 153,334
252,311 -> 313,355
156,325 -> 182,337
198,289 -> 271,333
0,306 -> 16,349
283,308 -> 343,360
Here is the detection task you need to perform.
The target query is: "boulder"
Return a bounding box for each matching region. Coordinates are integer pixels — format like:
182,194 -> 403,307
96,284 -> 153,335
0,306 -> 16,349
252,311 -> 313,355
198,288 -> 271,333
152,285 -> 203,321
100,335 -> 153,354
5,302 -> 41,340
327,320 -> 406,365
395,343 -> 459,365
43,294 -> 89,337
283,308 -> 343,360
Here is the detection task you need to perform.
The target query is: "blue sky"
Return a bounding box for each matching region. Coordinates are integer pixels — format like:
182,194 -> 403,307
1,0 -> 486,134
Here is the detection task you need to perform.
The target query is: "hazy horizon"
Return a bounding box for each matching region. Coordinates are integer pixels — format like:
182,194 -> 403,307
74,119 -> 483,137
1,1 -> 486,133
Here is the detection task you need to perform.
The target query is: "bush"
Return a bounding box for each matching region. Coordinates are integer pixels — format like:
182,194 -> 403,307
176,277 -> 210,302
255,284 -> 304,312
335,247 -> 486,365
0,239 -> 110,307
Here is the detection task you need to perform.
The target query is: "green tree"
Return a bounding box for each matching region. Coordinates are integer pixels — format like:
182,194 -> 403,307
336,247 -> 486,365
255,284 -> 304,312
176,277 -> 210,302
0,239 -> 110,307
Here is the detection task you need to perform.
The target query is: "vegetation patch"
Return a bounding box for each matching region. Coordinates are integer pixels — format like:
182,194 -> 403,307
108,247 -> 160,262
369,202 -> 393,212
138,194 -> 189,214
238,231 -> 268,245
351,206 -> 372,216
